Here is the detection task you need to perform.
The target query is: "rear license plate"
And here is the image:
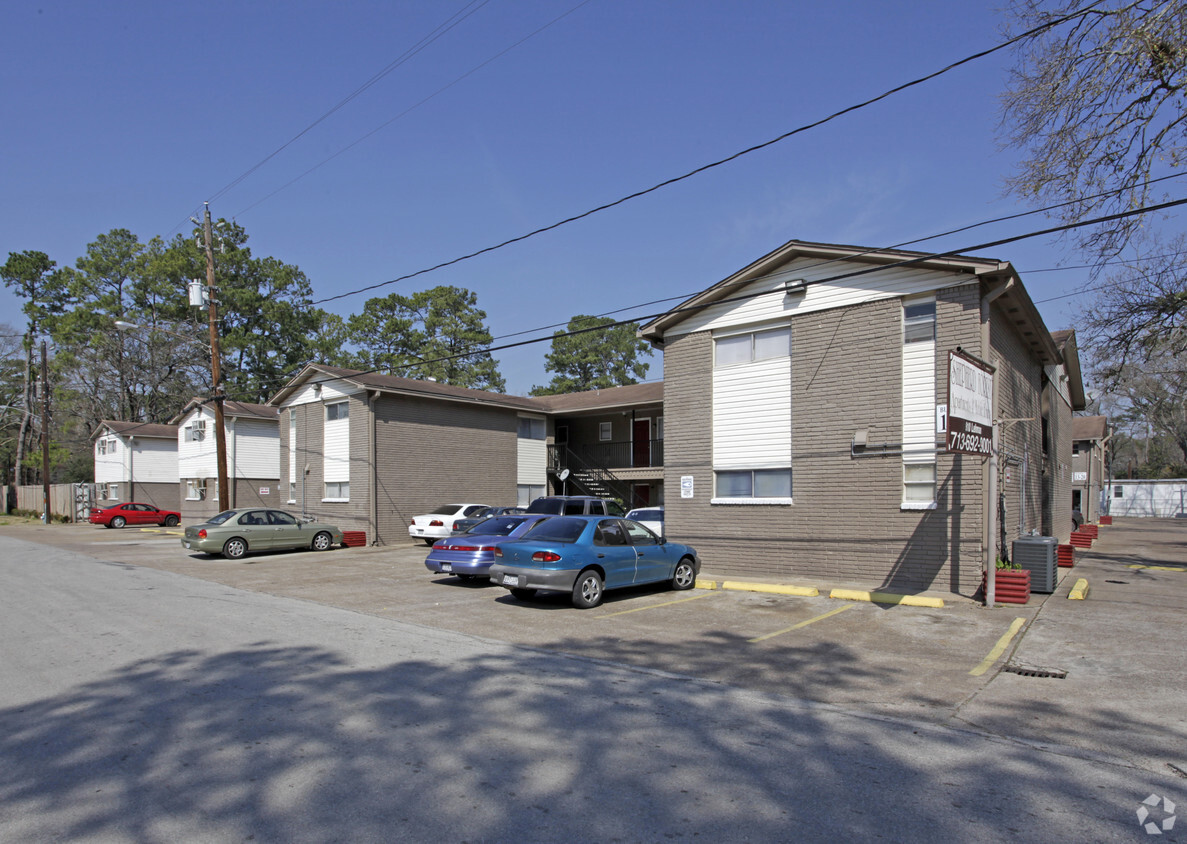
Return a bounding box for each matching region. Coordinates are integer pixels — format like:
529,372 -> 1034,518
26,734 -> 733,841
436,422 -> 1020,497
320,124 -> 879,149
502,574 -> 519,586
441,563 -> 452,572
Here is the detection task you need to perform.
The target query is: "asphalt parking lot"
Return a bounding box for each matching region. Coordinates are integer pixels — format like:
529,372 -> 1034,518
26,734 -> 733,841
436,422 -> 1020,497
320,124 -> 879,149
6,516 -> 1185,774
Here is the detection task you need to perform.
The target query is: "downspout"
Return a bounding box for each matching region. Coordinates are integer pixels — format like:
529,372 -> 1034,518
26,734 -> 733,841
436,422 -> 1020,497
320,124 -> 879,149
370,390 -> 379,546
982,275 -> 1013,607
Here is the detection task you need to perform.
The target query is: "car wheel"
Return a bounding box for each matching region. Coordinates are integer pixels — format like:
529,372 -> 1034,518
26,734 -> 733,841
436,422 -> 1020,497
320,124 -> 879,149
111,516 -> 126,529
311,531 -> 333,552
222,537 -> 247,560
423,538 -> 436,546
571,569 -> 604,609
163,515 -> 179,527
671,557 -> 696,591
509,587 -> 537,601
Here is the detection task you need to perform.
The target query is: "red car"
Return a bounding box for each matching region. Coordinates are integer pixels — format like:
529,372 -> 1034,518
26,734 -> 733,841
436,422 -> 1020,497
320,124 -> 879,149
89,502 -> 182,529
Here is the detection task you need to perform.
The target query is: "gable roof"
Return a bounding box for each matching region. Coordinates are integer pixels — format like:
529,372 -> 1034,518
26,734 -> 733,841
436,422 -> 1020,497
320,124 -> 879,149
270,364 -> 543,413
532,381 -> 662,414
269,364 -> 664,417
94,420 -> 178,441
1050,329 -> 1087,411
171,397 -> 279,425
1072,415 -> 1108,441
639,238 -> 1061,365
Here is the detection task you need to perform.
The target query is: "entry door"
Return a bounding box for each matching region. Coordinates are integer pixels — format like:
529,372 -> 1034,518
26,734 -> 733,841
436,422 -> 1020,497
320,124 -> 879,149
632,419 -> 651,467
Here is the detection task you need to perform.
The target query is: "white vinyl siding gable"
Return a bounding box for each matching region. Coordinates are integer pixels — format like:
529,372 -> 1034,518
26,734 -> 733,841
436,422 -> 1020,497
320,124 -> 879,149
323,401 -> 350,493
229,418 -> 280,480
668,257 -> 964,340
94,436 -> 125,483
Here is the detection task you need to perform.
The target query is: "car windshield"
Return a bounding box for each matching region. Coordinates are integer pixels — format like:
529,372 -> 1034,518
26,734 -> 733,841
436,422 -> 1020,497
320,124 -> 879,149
208,511 -> 237,525
465,516 -> 523,536
628,509 -> 663,521
430,504 -> 463,515
522,517 -> 587,543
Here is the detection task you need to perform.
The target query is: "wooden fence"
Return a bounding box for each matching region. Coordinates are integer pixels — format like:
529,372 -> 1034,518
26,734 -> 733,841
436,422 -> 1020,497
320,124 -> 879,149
2,483 -> 97,521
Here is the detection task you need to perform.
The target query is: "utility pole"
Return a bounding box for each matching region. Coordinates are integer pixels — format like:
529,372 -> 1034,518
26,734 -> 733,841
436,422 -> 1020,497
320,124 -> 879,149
201,202 -> 231,512
41,340 -> 50,524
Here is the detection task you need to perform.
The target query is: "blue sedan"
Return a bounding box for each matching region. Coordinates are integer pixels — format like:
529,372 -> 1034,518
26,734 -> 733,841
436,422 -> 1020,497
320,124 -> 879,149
424,514 -> 552,580
487,515 -> 700,608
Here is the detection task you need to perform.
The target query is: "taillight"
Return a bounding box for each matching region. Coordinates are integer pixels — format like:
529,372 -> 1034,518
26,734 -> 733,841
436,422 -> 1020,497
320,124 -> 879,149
451,545 -> 479,552
429,520 -> 444,527
532,551 -> 561,563
452,521 -> 462,530
198,529 -> 207,539
493,547 -> 503,558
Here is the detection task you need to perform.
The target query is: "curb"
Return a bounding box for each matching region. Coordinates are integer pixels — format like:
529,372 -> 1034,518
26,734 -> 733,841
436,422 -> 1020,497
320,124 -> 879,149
830,588 -> 945,608
1068,578 -> 1090,600
720,580 -> 819,598
695,579 -> 945,607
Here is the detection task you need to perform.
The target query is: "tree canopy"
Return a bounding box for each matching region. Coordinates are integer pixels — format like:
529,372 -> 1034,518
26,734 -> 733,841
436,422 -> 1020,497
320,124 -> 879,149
530,315 -> 652,396
346,286 -> 505,391
1000,0 -> 1187,264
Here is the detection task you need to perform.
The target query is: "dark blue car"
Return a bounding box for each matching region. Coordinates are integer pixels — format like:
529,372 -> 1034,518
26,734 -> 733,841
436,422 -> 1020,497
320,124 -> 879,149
424,514 -> 551,580
487,515 -> 700,608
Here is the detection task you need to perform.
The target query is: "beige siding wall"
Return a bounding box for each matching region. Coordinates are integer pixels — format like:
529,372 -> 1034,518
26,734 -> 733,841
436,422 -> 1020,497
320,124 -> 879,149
280,396 -> 372,535
664,283 -> 990,596
1043,379 -> 1074,540
989,304 -> 1046,558
372,397 -> 519,545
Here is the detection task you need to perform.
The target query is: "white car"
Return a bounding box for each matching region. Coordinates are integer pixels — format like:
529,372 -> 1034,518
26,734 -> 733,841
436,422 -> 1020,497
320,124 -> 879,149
409,503 -> 492,545
625,506 -> 664,538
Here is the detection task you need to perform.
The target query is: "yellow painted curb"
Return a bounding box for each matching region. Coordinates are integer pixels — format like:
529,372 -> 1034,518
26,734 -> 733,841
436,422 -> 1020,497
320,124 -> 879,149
694,578 -> 719,590
1068,578 -> 1090,600
830,588 -> 945,608
721,581 -> 819,598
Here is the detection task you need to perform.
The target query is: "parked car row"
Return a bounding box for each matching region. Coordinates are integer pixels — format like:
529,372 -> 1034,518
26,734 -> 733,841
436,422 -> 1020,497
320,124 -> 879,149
421,500 -> 692,609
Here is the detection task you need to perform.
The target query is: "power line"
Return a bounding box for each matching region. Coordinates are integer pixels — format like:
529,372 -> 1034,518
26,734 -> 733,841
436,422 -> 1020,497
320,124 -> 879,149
233,0 -> 597,219
298,195 -> 1187,393
170,1 -> 492,236
311,2 -> 1106,307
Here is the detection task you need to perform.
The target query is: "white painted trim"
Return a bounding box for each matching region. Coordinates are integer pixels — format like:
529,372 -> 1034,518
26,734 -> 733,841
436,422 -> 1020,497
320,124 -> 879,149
711,497 -> 794,506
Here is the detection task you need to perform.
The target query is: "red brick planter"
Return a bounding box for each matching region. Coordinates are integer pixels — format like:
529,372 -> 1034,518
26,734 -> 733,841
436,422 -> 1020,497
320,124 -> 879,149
1082,524 -> 1099,538
342,530 -> 367,547
983,569 -> 1030,604
1100,515 -> 1113,525
1069,531 -> 1093,548
1057,544 -> 1075,568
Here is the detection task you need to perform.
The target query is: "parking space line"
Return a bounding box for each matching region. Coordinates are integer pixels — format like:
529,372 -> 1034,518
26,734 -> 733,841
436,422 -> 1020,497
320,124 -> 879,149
1127,565 -> 1187,572
597,591 -> 716,617
969,617 -> 1027,677
748,603 -> 855,643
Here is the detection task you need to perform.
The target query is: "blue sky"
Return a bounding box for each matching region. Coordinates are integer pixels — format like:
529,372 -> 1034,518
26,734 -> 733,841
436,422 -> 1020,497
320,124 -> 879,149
0,0 -> 1155,395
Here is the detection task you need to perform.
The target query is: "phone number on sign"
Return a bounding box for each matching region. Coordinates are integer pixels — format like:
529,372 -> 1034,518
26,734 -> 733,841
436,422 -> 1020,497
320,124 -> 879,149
949,431 -> 992,454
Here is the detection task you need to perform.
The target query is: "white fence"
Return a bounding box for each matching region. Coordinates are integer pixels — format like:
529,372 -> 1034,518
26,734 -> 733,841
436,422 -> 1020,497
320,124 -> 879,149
1108,479 -> 1187,518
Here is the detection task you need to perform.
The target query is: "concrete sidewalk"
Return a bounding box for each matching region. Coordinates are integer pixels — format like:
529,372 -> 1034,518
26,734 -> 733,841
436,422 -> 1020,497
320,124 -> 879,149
952,517 -> 1187,775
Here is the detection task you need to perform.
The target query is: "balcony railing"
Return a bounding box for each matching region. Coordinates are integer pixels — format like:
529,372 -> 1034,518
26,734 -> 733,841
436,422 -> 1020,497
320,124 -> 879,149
549,439 -> 664,471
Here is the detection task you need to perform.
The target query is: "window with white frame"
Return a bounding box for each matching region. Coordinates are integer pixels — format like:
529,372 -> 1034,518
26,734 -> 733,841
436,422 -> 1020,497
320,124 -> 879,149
901,297 -> 937,508
599,421 -> 612,441
97,439 -> 106,455
323,400 -> 350,501
184,420 -> 206,442
715,469 -> 792,499
185,479 -> 206,501
106,483 -> 120,499
711,324 -> 793,504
